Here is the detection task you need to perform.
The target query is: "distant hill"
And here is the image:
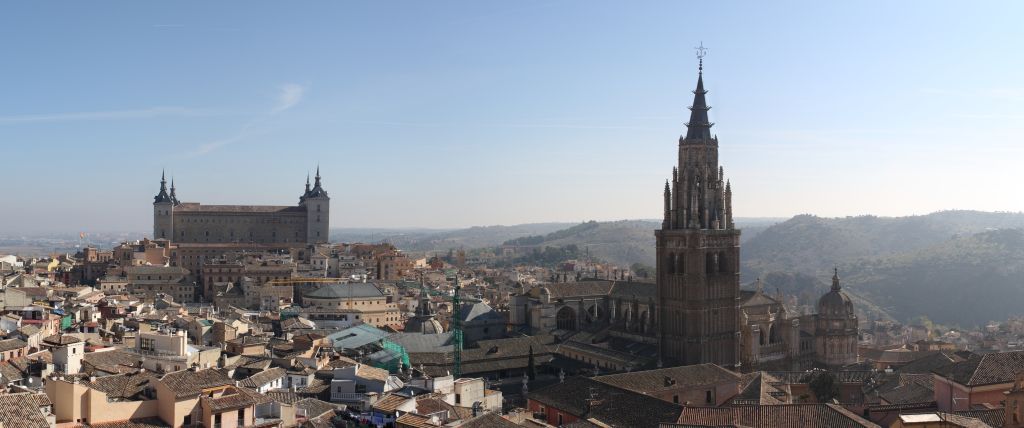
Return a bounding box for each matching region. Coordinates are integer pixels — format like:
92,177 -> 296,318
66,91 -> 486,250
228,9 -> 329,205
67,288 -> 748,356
331,223 -> 574,254
742,211 -> 1024,277
845,228 -> 1024,327
503,220 -> 660,268
742,210 -> 1024,325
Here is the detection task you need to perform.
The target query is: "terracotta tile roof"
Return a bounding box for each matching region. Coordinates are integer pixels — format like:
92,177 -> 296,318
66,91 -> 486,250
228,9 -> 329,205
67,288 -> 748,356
595,363 -> 740,395
674,404 -> 880,428
766,370 -> 874,384
238,367 -> 287,388
160,368 -> 233,398
357,364 -> 390,382
202,388 -> 258,412
416,395 -> 459,419
84,371 -> 158,400
90,417 -> 170,427
456,412 -> 520,428
38,331 -> 78,347
732,372 -> 789,405
933,351 -> 1024,386
0,338 -> 27,352
372,393 -> 410,413
898,351 -> 962,374
296,397 -> 337,420
954,409 -> 1005,427
0,392 -> 52,428
83,349 -> 143,374
395,412 -> 438,428
878,382 -> 934,405
530,376 -> 684,427
265,390 -> 302,404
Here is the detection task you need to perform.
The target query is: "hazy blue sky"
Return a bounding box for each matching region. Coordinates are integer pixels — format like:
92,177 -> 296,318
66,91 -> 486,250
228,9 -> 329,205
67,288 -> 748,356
2,1 -> 1023,233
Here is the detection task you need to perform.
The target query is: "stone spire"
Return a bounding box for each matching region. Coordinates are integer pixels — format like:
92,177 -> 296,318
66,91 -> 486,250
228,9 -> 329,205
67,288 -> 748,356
170,177 -> 179,205
153,170 -> 172,204
832,267 -> 842,292
684,57 -> 714,141
306,165 -> 328,198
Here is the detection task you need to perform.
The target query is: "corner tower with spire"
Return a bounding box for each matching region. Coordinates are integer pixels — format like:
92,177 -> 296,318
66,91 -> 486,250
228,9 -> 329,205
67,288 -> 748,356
657,45 -> 741,368
300,166 -> 330,243
153,170 -> 174,240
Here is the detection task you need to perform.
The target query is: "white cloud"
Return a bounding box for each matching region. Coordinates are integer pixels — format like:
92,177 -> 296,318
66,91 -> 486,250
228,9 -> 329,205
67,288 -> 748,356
184,82 -> 306,158
273,83 -> 305,113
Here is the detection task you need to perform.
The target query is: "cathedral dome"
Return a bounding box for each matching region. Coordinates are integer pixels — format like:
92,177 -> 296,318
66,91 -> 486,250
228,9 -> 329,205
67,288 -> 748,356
404,316 -> 444,334
818,269 -> 855,318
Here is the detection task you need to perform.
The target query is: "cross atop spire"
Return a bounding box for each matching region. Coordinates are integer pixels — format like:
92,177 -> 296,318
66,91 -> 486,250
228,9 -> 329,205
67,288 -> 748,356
695,41 -> 707,72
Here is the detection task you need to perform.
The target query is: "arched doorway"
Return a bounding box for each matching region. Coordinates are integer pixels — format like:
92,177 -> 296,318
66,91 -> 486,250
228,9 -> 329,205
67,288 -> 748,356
556,306 -> 577,330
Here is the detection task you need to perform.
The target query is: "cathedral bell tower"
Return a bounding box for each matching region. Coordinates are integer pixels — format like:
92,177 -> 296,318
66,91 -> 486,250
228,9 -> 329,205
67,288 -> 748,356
657,46 -> 741,368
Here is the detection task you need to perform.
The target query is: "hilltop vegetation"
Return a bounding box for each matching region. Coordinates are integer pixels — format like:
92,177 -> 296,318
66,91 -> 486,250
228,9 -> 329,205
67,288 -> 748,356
742,211 -> 1024,326
844,228 -> 1024,326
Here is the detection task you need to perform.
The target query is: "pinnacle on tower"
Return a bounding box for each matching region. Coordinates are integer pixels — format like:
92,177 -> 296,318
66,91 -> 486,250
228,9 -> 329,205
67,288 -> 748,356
170,177 -> 179,205
832,267 -> 842,291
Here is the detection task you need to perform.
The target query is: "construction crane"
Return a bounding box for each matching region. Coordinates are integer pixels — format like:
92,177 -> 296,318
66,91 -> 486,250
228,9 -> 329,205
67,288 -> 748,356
452,276 -> 463,378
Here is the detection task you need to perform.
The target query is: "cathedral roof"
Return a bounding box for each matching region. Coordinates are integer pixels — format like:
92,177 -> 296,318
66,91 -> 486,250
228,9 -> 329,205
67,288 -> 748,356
304,283 -> 385,300
403,316 -> 444,335
173,203 -> 304,213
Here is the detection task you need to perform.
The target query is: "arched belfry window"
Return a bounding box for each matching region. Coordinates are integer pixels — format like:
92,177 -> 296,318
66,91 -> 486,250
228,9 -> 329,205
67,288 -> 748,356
666,253 -> 676,274
676,254 -> 684,275
706,253 -> 719,273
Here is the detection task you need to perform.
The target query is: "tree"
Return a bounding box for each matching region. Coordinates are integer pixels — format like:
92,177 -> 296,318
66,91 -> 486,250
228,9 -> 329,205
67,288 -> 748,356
808,370 -> 840,403
527,345 -> 537,381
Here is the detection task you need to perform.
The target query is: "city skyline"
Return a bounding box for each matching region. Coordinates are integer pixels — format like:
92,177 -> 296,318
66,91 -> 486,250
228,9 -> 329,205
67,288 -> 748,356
3,1 -> 1024,233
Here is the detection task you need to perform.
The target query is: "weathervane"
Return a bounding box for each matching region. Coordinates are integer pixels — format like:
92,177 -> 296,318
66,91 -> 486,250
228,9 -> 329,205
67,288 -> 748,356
695,41 -> 708,71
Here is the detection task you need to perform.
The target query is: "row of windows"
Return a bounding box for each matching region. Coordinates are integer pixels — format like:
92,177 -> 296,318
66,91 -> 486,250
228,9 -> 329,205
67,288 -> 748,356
664,252 -> 734,275
177,217 -> 304,224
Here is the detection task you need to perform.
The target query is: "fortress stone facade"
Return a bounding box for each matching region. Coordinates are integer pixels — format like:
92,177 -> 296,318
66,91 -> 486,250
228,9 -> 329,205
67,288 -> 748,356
153,169 -> 330,245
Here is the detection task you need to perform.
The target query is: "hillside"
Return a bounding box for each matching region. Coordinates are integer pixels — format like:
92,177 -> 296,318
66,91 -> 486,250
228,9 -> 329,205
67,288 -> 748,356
845,228 -> 1024,326
331,223 -> 573,253
742,211 -> 1024,325
503,220 -> 660,268
497,217 -> 783,268
742,211 -> 1024,278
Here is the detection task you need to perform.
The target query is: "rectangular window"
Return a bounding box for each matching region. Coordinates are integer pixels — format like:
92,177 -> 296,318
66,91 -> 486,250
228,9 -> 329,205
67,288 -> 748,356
706,390 -> 713,404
